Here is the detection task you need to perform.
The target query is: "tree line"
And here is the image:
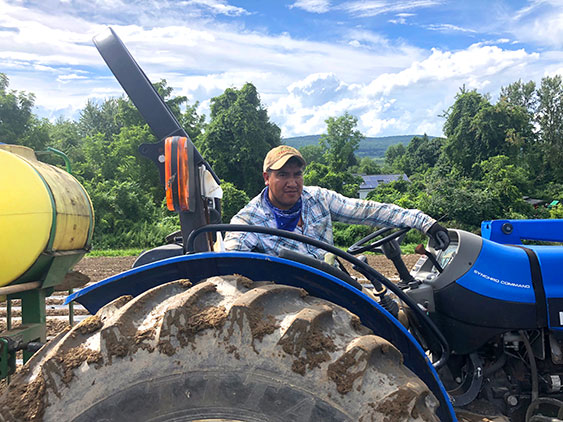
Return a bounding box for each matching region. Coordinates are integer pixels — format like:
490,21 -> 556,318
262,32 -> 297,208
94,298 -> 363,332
1,72 -> 562,249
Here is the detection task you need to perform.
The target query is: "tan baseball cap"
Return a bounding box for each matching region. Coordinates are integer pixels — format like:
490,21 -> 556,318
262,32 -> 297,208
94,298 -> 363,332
263,145 -> 306,172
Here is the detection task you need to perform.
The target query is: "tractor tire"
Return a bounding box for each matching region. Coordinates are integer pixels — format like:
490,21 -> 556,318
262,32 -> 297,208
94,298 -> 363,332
0,275 -> 440,422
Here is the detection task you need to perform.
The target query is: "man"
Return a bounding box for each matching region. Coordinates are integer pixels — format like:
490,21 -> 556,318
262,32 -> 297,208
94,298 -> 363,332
224,145 -> 449,259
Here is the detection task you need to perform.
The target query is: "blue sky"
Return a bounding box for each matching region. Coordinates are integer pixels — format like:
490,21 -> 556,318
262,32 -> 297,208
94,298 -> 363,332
2,0 -> 562,138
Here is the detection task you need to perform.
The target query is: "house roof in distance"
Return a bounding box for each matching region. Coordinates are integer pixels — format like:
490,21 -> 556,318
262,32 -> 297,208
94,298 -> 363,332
359,174 -> 409,190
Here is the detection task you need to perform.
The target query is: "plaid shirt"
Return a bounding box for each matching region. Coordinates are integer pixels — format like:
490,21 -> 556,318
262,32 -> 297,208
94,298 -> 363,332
223,186 -> 436,259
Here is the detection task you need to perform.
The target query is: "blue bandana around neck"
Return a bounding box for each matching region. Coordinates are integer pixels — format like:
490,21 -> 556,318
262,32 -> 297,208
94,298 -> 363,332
263,187 -> 302,231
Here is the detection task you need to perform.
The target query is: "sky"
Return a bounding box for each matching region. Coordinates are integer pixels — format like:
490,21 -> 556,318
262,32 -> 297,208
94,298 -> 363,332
2,0 -> 563,139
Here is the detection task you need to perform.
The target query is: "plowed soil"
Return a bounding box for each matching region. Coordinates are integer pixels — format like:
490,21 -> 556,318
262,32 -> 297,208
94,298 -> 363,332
73,256 -> 138,284
73,254 -> 420,285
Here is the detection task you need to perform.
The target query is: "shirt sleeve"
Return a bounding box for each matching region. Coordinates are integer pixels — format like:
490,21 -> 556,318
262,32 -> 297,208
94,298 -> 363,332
318,187 -> 436,233
223,212 -> 259,252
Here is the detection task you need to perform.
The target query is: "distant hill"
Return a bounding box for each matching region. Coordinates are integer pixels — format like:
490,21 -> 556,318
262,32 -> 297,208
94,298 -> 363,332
283,134 -> 435,158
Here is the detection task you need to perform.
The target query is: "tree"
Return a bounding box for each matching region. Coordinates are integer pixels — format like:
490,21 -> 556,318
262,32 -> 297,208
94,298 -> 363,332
49,117 -> 83,162
442,89 -> 532,176
18,117 -> 52,151
366,179 -> 424,211
423,155 -> 536,229
394,135 -> 444,176
442,89 -> 490,175
221,181 -> 250,223
299,144 -> 326,165
179,101 -> 206,147
319,112 -> 364,173
78,98 -> 122,140
351,156 -> 382,175
114,79 -> 206,145
304,162 -> 362,197
500,79 -> 537,113
472,101 -> 531,162
536,75 -> 563,181
0,73 -> 36,144
199,83 -> 281,196
476,155 -> 531,205
384,143 -> 406,169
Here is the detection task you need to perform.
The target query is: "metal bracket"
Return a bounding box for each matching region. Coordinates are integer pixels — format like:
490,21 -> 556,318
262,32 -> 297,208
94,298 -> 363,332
448,353 -> 484,407
0,338 -> 15,379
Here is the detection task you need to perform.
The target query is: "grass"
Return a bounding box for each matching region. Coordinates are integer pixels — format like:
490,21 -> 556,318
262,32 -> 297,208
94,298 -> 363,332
86,242 -> 423,258
87,248 -> 143,257
86,239 -> 426,257
401,243 -> 421,255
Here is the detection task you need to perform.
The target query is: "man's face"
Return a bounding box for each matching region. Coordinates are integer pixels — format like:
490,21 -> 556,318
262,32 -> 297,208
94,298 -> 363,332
263,160 -> 304,210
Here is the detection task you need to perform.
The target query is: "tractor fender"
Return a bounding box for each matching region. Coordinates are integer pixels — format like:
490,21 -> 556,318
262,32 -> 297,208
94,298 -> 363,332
66,251 -> 456,421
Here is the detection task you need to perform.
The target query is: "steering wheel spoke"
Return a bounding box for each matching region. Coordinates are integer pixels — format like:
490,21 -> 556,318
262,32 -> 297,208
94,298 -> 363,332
347,226 -> 411,255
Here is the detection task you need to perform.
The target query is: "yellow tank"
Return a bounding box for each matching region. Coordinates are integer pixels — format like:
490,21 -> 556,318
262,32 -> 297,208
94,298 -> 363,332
0,144 -> 94,287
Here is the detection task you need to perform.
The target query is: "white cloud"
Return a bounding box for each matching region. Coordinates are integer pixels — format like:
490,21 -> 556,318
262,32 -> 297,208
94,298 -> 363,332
57,74 -> 89,83
340,0 -> 442,18
507,0 -> 563,48
365,44 -> 537,95
1,0 -> 562,140
270,43 -> 543,138
181,0 -> 250,16
289,0 -> 331,13
287,73 -> 356,106
426,23 -> 477,33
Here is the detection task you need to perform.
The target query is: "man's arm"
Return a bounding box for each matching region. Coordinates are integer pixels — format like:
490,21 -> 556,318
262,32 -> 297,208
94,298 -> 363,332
223,213 -> 259,252
318,188 -> 434,231
315,187 -> 450,249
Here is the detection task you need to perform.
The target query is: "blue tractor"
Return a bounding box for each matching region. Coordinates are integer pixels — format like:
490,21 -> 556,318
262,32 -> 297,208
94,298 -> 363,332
2,28 -> 563,422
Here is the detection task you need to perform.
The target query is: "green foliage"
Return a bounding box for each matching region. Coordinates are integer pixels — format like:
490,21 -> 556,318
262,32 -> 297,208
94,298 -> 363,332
536,75 -> 563,181
0,73 -> 34,141
92,217 -> 181,250
304,162 -> 362,197
319,112 -> 364,172
87,248 -> 143,257
550,204 -> 563,219
366,179 -> 425,210
385,143 -> 406,167
332,223 -> 374,247
442,88 -> 532,177
349,157 -> 382,175
332,223 -> 426,250
221,181 -> 250,223
79,98 -> 122,140
392,135 -> 444,176
500,79 -> 537,112
4,70 -> 563,251
284,134 -> 418,158
403,229 -> 427,246
200,83 -> 281,196
299,144 -> 326,165
179,100 -> 207,146
0,73 -> 51,149
48,117 -> 84,163
424,155 -> 538,228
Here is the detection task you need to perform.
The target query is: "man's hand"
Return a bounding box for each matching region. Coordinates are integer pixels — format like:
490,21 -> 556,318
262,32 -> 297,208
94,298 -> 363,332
427,222 -> 450,250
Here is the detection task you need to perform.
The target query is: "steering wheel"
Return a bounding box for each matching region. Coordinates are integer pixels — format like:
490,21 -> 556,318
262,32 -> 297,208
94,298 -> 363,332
347,226 -> 411,255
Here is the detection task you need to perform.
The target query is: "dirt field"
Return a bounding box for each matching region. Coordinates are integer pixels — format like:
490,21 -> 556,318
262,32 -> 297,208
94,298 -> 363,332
73,256 -> 138,284
73,253 -> 422,284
